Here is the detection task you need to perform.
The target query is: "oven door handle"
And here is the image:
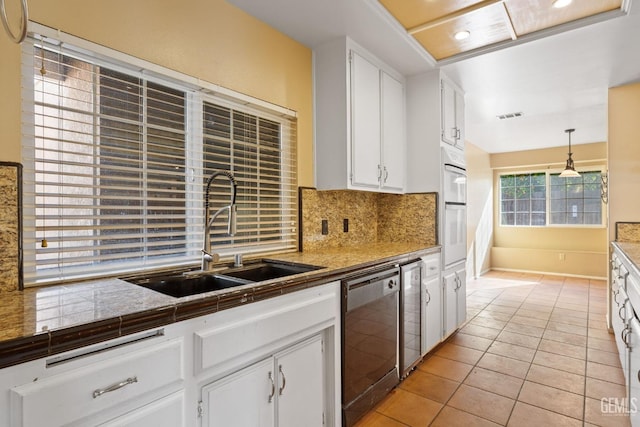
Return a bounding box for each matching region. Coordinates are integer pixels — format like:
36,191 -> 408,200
444,163 -> 466,175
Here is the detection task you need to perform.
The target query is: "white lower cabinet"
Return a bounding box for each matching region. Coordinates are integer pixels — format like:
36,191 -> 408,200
443,263 -> 466,339
0,281 -> 340,427
628,317 -> 640,425
6,332 -> 184,427
202,334 -> 324,427
421,252 -> 442,355
203,358 -> 274,426
276,335 -> 324,426
611,243 -> 640,425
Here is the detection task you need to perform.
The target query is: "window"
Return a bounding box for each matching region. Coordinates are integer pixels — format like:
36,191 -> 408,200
549,171 -> 602,225
499,170 -> 604,227
500,173 -> 546,226
22,34 -> 297,285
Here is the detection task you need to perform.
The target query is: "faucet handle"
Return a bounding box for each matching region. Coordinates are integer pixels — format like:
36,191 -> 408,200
228,204 -> 237,236
201,249 -> 220,263
234,254 -> 243,268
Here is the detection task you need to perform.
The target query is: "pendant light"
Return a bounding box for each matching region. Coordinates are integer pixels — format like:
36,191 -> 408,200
559,128 -> 580,178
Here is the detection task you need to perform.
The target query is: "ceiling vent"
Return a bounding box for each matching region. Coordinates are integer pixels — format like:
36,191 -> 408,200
497,112 -> 523,120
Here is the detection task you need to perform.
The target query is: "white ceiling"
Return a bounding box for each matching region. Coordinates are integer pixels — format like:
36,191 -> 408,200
227,0 -> 640,154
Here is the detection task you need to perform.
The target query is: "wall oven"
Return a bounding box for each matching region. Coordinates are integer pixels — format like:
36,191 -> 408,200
442,147 -> 467,267
342,266 -> 400,427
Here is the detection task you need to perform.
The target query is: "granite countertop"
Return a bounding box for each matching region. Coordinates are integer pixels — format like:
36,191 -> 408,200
0,242 -> 439,369
613,241 -> 640,276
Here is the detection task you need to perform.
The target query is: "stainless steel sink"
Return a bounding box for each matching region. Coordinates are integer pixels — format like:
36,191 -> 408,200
124,260 -> 323,297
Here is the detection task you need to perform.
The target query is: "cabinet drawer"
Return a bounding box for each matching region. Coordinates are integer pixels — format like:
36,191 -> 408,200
11,338 -> 183,427
195,284 -> 337,375
98,391 -> 184,427
422,255 -> 440,278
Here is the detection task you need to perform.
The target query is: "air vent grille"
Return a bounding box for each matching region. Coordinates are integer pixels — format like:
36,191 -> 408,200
497,112 -> 523,120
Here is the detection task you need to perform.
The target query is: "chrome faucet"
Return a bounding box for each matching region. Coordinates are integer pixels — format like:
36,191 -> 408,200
202,170 -> 238,271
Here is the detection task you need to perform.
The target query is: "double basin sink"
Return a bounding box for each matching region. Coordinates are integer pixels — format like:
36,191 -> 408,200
124,260 -> 323,298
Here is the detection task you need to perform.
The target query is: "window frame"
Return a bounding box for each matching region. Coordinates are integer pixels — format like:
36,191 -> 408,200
498,167 -> 607,229
21,25 -> 298,286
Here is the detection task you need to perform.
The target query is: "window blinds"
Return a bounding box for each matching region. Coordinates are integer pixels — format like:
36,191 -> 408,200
21,35 -> 298,285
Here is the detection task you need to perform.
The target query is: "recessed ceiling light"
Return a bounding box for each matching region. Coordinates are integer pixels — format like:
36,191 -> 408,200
552,0 -> 572,8
454,30 -> 470,41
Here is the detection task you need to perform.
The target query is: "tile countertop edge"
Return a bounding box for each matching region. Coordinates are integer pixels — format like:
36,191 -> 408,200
0,244 -> 440,370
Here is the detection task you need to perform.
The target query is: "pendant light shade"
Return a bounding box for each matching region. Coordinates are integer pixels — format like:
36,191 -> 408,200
559,128 -> 580,178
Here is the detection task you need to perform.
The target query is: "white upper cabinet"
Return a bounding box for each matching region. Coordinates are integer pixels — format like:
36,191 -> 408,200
441,78 -> 465,150
405,70 -> 465,193
315,37 -> 405,193
380,71 -> 405,192
350,52 -> 382,189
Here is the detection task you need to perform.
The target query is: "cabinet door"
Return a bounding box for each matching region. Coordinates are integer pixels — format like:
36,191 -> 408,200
455,267 -> 467,327
443,271 -> 458,338
380,71 -> 404,192
628,317 -> 640,424
454,89 -> 465,150
275,335 -> 324,427
350,51 -> 381,189
612,283 -> 629,373
441,80 -> 457,146
422,275 -> 442,355
202,358 -> 275,427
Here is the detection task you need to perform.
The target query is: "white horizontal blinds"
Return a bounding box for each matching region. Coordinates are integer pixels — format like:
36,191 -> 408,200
202,101 -> 298,252
22,37 -> 190,284
22,34 -> 298,285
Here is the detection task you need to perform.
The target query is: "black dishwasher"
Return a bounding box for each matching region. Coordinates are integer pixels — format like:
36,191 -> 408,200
342,265 -> 400,427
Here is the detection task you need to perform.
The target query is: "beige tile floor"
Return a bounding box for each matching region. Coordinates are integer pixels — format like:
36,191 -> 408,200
355,270 -> 631,427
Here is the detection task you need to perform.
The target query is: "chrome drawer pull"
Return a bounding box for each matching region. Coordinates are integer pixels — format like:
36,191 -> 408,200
619,305 -> 626,321
92,376 -> 138,399
268,371 -> 275,403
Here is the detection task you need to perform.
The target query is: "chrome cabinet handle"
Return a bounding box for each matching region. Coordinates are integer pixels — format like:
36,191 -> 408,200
92,376 -> 137,399
614,289 -> 620,305
278,365 -> 286,396
425,289 -> 431,304
619,305 -> 626,321
377,164 -> 382,182
622,327 -> 631,348
383,166 -> 389,183
268,371 -> 275,403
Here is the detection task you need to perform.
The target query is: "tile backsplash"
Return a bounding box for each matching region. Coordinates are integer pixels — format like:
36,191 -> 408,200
300,188 -> 437,251
0,163 -> 22,293
616,222 -> 640,243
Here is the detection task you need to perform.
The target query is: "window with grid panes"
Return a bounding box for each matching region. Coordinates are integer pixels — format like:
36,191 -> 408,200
500,173 -> 546,226
549,171 -> 603,225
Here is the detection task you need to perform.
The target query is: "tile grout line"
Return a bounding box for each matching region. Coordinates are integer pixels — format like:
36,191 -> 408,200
425,280 -> 522,426
504,276 -> 562,426
368,274 -> 615,426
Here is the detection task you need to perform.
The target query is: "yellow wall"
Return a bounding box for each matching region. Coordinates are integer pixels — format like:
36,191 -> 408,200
0,0 -> 314,186
490,142 -> 608,278
608,82 -> 640,242
465,142 -> 493,278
